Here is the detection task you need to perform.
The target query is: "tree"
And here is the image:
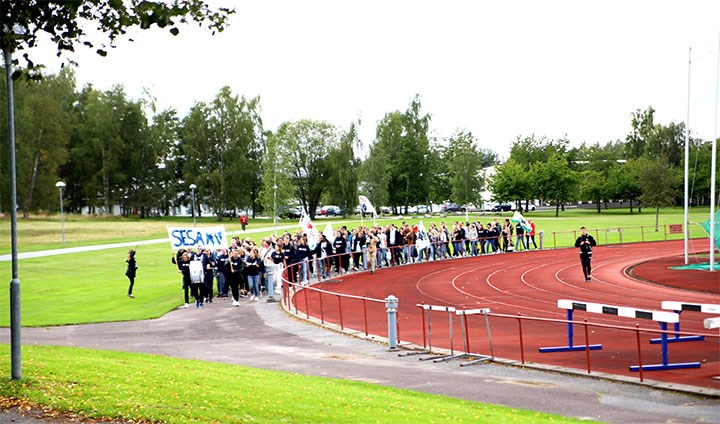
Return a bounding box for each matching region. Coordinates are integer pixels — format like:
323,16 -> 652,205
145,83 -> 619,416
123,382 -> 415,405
370,95 -> 431,213
490,158 -> 530,206
358,140 -> 391,212
446,131 -> 486,207
625,107 -> 655,159
576,142 -> 622,213
274,120 -> 338,219
327,122 -> 359,215
1,1 -> 233,78
534,153 -> 579,217
180,87 -> 263,221
0,68 -> 74,215
637,155 -> 681,231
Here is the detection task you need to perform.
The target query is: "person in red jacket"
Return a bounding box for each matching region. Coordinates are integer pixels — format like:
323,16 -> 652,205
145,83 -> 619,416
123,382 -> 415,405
239,214 -> 249,232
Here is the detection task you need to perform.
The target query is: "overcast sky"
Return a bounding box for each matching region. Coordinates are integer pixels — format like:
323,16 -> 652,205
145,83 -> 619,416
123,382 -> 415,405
35,0 -> 720,158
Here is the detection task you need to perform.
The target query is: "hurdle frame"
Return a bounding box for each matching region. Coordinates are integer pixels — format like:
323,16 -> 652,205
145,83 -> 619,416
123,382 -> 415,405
649,301 -> 720,344
456,308 -> 494,367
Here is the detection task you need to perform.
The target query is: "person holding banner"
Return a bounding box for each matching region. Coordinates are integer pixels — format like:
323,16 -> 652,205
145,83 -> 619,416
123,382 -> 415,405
177,252 -> 192,308
202,249 -> 216,303
125,248 -> 138,298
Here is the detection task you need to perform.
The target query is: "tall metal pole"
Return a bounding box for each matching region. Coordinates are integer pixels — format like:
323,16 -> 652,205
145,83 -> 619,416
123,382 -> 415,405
684,47 -> 691,265
273,160 -> 278,236
709,33 -> 719,272
56,181 -> 66,247
4,45 -> 22,380
189,184 -> 197,227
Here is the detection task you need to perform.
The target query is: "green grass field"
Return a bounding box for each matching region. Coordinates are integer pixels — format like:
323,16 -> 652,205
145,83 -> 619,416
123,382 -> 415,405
0,345 -> 590,423
0,207 -> 712,423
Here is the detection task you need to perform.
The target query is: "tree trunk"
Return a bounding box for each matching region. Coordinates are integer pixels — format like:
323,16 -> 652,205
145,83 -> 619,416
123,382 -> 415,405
555,203 -> 560,217
629,199 -> 634,214
22,152 -> 40,219
596,200 -> 601,214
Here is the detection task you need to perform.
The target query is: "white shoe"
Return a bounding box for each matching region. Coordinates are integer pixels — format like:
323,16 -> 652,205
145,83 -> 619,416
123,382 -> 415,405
232,300 -> 239,306
180,303 -> 189,309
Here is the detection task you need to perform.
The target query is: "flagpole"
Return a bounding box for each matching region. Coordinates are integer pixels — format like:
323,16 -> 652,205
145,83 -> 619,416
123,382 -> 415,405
684,46 -> 691,265
709,32 -> 719,271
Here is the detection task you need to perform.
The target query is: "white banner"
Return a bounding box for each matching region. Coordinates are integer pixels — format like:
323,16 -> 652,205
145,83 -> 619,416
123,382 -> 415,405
359,195 -> 377,215
167,225 -> 228,250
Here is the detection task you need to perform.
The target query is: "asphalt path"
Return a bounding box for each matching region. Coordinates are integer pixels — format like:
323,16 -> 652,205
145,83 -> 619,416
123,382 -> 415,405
1,224 -> 719,423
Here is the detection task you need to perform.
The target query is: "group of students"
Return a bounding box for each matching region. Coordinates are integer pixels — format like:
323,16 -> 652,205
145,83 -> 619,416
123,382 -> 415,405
162,217 -> 542,308
171,236 -> 285,308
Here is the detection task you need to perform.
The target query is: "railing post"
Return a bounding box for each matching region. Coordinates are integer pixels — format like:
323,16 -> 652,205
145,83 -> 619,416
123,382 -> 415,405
337,296 -> 344,330
363,296 -> 369,336
641,225 -> 645,242
517,313 -> 525,364
635,324 -> 644,382
584,319 -> 591,374
303,285 -> 309,319
386,295 -> 398,350
319,292 -> 325,324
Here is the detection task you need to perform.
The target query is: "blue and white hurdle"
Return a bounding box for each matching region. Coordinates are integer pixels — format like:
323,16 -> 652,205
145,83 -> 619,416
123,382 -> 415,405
649,301 -> 720,344
541,299 -> 701,371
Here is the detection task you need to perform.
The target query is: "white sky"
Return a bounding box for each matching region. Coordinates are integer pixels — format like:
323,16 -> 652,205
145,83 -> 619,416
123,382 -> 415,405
34,0 -> 720,159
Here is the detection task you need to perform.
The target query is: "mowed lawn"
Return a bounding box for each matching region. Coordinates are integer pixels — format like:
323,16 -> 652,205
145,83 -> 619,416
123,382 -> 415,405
0,207 -> 711,423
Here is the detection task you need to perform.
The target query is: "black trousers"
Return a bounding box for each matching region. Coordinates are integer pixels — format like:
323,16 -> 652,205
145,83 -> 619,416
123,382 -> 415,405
126,274 -> 135,295
580,255 -> 592,278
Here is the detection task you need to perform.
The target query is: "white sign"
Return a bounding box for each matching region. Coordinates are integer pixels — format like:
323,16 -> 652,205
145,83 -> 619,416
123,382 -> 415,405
167,225 -> 228,250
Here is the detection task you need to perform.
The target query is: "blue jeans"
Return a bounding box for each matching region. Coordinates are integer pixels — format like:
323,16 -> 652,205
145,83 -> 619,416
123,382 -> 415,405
216,272 -> 226,296
299,259 -> 309,282
264,268 -> 275,298
247,274 -> 260,297
515,236 -> 526,250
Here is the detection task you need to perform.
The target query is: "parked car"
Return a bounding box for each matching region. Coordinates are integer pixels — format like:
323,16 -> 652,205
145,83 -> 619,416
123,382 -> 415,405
320,205 -> 342,216
278,206 -> 303,219
379,206 -> 392,215
416,205 -> 429,214
441,203 -> 465,213
491,203 -> 512,212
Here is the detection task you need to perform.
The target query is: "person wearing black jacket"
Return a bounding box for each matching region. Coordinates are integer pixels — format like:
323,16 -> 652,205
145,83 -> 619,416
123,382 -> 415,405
315,233 -> 333,278
227,249 -> 246,306
333,230 -> 348,275
215,248 -> 229,298
281,235 -> 299,285
172,249 -> 190,308
177,252 -> 194,308
201,249 -> 216,303
574,226 -> 597,282
125,248 -> 138,298
296,237 -> 311,283
351,228 -> 366,271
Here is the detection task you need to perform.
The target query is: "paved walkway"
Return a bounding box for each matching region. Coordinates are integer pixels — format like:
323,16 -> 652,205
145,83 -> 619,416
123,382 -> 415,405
1,223 -> 719,423
2,297 -> 718,423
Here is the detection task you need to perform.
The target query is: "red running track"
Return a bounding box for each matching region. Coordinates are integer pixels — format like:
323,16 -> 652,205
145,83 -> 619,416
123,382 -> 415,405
292,239 -> 720,389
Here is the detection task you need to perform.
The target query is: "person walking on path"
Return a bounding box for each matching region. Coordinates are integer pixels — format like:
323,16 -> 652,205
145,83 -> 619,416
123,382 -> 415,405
574,226 -> 596,281
125,248 -> 138,298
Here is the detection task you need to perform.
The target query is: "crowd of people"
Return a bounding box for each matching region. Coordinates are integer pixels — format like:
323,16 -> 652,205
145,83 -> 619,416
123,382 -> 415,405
167,217 -> 538,309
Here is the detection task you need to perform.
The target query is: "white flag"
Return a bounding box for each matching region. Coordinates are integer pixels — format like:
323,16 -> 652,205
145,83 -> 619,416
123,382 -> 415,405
511,210 -> 532,233
358,195 -> 377,215
323,222 -> 336,243
298,212 -> 319,248
415,220 -> 430,250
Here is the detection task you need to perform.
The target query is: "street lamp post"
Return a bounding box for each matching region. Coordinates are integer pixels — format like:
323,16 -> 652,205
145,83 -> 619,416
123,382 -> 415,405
189,184 -> 197,227
4,26 -> 23,381
55,181 -> 66,247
